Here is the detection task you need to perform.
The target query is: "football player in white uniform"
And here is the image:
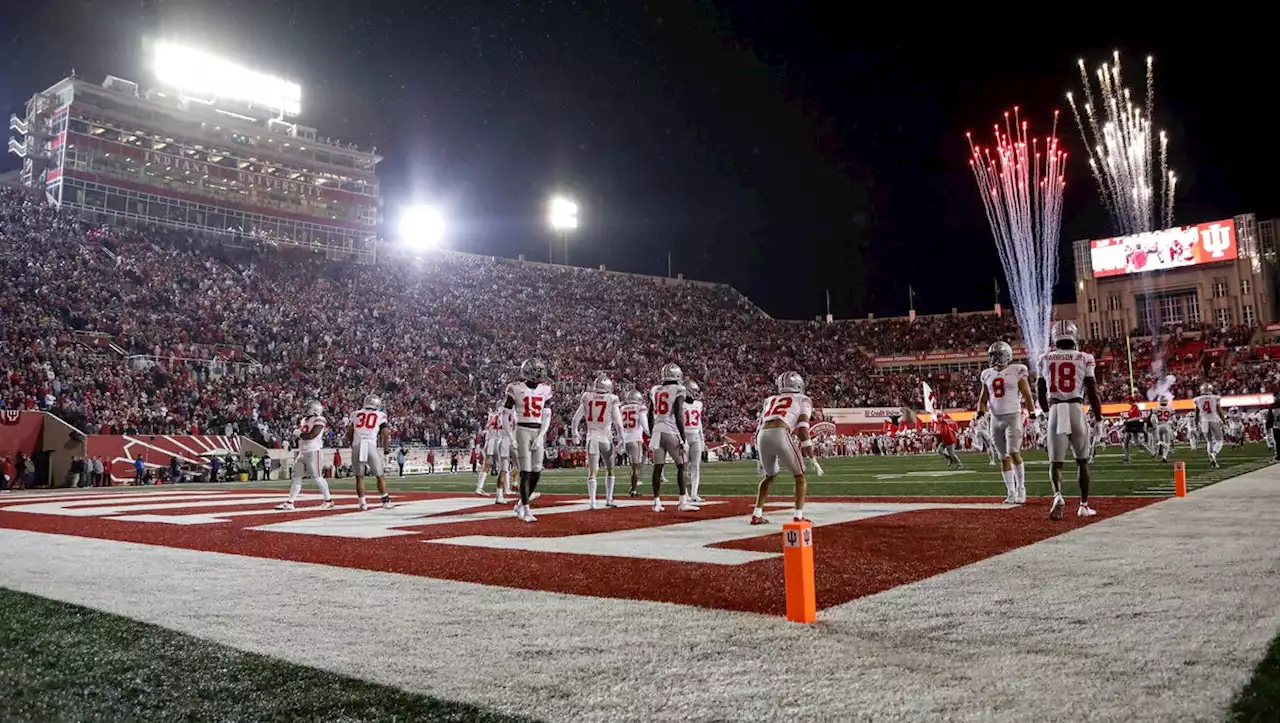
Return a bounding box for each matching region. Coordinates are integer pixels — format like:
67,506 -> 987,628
1147,394 -> 1177,463
1193,384 -> 1227,468
478,405 -> 514,502
1226,407 -> 1245,447
1037,320 -> 1104,520
276,399 -> 334,511
973,412 -> 999,466
977,341 -> 1037,504
648,362 -> 696,512
618,388 -> 650,497
751,371 -> 822,524
571,373 -> 625,509
503,358 -> 553,522
681,380 -> 707,503
349,394 -> 392,511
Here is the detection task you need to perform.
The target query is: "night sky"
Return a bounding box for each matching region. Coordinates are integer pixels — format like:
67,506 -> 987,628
2,2 -> 1276,320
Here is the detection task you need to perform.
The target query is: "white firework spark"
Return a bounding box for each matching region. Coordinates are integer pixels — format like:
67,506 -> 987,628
1067,51 -> 1176,235
966,108 -> 1067,365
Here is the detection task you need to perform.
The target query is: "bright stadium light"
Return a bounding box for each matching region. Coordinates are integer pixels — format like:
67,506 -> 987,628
548,196 -> 579,231
547,195 -> 579,263
397,205 -> 445,250
151,41 -> 302,116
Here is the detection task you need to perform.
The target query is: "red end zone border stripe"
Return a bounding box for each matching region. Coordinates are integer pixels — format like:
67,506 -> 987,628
0,493 -> 1157,615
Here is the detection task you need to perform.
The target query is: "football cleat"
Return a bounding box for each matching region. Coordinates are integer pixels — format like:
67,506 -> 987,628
749,515 -> 770,525
677,500 -> 700,512
358,500 -> 369,512
691,495 -> 706,504
474,488 -> 491,497
1078,503 -> 1097,518
319,499 -> 335,510
604,501 -> 619,508
274,501 -> 294,511
652,500 -> 665,513
1002,496 -> 1017,505
1049,494 -> 1065,521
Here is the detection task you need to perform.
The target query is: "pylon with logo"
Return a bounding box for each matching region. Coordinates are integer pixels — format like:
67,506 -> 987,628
782,520 -> 816,623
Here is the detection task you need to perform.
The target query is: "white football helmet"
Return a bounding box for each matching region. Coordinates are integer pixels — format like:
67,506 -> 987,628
363,394 -> 382,410
1051,320 -> 1079,347
626,389 -> 645,406
520,358 -> 547,383
987,341 -> 1013,367
683,380 -> 701,400
593,373 -> 614,394
1200,383 -> 1214,395
660,362 -> 683,383
1159,393 -> 1173,407
305,399 -> 324,417
776,371 -> 805,394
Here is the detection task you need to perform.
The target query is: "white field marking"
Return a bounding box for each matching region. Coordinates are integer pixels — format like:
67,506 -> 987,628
112,499 -> 368,525
248,498 -> 722,539
0,490 -> 236,504
247,497 -> 502,538
873,470 -> 976,480
1,494 -> 341,518
427,502 -> 1009,565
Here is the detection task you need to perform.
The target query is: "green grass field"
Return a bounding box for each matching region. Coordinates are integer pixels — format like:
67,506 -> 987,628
211,443 -> 1275,499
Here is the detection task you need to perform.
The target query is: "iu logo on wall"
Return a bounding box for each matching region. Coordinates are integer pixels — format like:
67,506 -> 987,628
1,410 -> 21,425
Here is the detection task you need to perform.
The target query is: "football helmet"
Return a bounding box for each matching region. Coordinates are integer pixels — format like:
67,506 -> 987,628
626,389 -> 645,406
1051,319 -> 1079,347
593,373 -> 614,394
1159,393 -> 1173,407
363,394 -> 382,410
660,362 -> 683,383
776,371 -> 805,394
1200,383 -> 1214,395
684,380 -> 701,400
520,358 -> 547,383
987,341 -> 1013,367
305,399 -> 324,417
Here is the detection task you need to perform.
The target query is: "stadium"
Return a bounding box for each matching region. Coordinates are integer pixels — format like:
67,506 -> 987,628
3,32 -> 1280,723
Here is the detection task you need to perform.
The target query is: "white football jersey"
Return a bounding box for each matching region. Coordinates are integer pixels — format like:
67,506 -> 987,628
619,402 -> 648,443
506,382 -> 553,425
297,414 -> 327,452
980,363 -> 1029,416
759,392 -> 814,431
579,391 -> 623,439
682,399 -> 705,438
1037,349 -> 1095,403
1149,404 -> 1175,427
649,382 -> 684,434
1194,395 -> 1222,421
483,410 -> 505,440
351,408 -> 387,442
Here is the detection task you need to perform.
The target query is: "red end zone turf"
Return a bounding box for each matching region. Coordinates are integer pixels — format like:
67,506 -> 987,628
0,491 -> 1156,615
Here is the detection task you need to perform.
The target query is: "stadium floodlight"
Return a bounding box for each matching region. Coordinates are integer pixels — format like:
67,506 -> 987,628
548,196 -> 579,231
547,196 -> 579,263
397,205 -> 445,250
151,41 -> 302,116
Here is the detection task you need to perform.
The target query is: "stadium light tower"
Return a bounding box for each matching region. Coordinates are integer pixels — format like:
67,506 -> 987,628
547,195 -> 579,264
397,205 -> 445,251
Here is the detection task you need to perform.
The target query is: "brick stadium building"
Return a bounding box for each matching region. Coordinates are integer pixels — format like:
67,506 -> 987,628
8,56 -> 380,259
1071,215 -> 1280,339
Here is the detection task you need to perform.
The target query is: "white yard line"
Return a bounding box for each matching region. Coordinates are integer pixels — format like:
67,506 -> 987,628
2,465 -> 1279,722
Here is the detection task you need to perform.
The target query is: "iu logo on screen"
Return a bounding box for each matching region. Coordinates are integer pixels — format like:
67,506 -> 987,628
1202,224 -> 1234,258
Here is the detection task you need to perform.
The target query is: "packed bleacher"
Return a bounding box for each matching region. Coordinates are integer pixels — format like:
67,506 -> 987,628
2,185 -> 1276,449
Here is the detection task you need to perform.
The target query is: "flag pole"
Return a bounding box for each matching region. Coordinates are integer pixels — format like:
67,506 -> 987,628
1126,333 -> 1136,398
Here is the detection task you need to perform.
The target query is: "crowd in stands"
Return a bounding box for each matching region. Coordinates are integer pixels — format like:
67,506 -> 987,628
2,186 -> 1277,450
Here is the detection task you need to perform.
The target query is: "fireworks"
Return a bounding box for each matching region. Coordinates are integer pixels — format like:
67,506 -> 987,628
1067,51 -> 1176,234
966,107 -> 1067,365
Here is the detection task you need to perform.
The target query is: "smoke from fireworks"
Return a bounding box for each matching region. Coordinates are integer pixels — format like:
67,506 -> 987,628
1067,51 -> 1176,234
966,108 -> 1067,367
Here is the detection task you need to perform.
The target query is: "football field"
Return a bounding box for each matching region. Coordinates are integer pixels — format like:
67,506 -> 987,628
2,443 -> 1279,722
215,442 -> 1274,499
